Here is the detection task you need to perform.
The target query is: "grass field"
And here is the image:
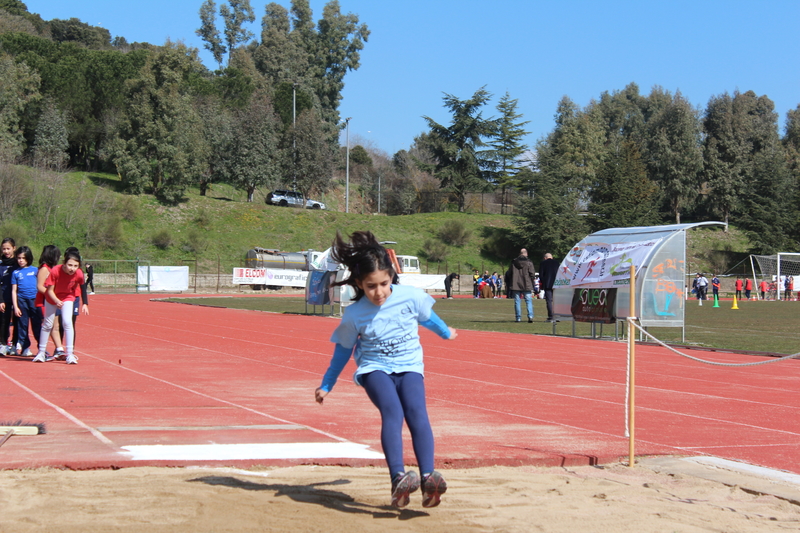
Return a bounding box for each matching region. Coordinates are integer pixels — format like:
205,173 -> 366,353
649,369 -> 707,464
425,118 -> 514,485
167,293 -> 800,356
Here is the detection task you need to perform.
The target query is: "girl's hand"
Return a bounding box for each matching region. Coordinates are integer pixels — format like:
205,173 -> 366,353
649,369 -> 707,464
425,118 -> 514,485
315,388 -> 328,404
0,302 -> 5,313
447,327 -> 458,340
81,304 -> 89,316
56,300 -> 63,309
14,306 -> 21,317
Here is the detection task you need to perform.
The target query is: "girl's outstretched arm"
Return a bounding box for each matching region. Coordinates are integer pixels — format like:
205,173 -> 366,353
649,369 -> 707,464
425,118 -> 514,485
419,309 -> 456,340
316,343 -> 354,403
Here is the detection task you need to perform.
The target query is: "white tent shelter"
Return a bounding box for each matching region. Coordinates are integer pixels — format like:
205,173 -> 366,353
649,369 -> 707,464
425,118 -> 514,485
552,222 -> 725,341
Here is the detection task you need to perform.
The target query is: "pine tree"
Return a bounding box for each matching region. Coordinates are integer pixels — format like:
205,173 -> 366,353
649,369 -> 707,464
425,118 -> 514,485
484,92 -> 529,214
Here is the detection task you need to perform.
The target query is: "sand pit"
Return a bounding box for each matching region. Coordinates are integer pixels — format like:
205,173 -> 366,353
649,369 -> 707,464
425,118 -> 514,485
1,463 -> 798,532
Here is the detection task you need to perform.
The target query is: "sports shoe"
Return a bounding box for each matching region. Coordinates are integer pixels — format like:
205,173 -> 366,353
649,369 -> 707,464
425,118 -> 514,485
53,348 -> 66,361
390,471 -> 420,508
66,354 -> 78,365
421,471 -> 447,508
528,317 -> 533,323
32,353 -> 49,363
23,348 -> 32,356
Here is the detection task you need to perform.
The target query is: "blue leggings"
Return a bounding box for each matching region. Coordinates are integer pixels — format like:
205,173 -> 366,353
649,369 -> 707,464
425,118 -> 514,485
361,371 -> 434,476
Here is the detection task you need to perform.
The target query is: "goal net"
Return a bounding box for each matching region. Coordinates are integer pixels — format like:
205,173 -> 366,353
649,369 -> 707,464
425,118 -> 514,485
750,254 -> 800,300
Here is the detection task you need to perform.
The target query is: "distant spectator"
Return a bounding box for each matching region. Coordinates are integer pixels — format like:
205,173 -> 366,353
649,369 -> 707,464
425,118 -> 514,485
744,277 -> 753,300
539,253 -> 559,322
785,276 -> 794,301
760,279 -> 768,300
735,277 -> 743,300
443,273 -> 459,299
509,248 -> 535,322
711,274 -> 720,300
472,269 -> 480,299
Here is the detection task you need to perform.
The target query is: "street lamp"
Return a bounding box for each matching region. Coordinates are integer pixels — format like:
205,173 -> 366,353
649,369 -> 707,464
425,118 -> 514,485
292,83 -> 297,190
345,117 -> 351,213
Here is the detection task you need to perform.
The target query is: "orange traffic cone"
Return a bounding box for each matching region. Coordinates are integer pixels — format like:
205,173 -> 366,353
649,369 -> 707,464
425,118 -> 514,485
731,294 -> 739,310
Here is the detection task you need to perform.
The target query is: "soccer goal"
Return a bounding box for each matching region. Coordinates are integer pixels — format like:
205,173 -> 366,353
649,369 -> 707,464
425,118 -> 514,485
750,253 -> 800,300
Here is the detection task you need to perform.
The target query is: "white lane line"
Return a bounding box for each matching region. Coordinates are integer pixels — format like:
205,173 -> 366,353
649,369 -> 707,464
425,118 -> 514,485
81,350 -> 350,443
120,442 -> 384,461
427,371 -> 800,438
0,369 -> 116,447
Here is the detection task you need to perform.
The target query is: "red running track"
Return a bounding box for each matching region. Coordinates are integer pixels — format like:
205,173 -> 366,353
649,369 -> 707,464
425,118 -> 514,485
1,293 -> 799,473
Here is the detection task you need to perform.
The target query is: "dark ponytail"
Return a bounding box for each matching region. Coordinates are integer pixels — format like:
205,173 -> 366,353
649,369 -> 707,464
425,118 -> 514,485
331,231 -> 395,301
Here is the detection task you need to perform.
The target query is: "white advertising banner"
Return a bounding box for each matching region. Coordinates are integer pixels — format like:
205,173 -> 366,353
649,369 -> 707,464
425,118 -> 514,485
232,268 -> 308,288
556,239 -> 662,288
137,266 -> 189,291
397,273 -> 446,291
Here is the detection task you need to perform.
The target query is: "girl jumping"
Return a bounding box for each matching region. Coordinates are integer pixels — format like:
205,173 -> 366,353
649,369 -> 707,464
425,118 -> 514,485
33,250 -> 88,365
315,231 -> 456,508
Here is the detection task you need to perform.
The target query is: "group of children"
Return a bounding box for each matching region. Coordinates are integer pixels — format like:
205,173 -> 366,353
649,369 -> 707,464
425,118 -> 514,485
0,238 -> 89,365
472,270 -> 503,298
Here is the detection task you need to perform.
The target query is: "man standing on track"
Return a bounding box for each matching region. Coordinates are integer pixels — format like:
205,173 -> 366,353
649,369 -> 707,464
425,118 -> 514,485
539,253 -> 559,322
509,249 -> 536,322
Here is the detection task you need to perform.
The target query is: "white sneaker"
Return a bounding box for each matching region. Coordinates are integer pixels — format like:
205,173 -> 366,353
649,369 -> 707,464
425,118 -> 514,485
32,353 -> 47,363
66,354 -> 78,365
88,292 -> 95,295
23,348 -> 32,356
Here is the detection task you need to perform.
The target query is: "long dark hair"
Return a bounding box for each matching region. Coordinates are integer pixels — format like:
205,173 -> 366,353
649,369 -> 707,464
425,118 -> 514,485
331,231 -> 395,302
14,246 -> 33,267
39,245 -> 61,268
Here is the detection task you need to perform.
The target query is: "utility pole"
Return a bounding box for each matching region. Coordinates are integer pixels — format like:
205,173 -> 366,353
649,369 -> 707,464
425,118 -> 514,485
345,117 -> 351,213
292,82 -> 297,190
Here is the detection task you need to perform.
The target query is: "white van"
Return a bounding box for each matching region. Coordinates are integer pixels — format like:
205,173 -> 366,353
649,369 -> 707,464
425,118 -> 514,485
396,255 -> 420,274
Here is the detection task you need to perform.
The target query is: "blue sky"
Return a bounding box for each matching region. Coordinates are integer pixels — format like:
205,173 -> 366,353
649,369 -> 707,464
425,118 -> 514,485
24,0 -> 800,157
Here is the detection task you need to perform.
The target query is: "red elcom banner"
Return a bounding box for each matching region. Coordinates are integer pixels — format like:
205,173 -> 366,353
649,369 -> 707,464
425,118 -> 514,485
570,288 -> 617,323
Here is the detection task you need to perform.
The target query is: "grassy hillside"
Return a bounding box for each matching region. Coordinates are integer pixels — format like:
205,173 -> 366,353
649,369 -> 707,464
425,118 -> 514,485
0,167 -> 757,277
0,169 -> 516,275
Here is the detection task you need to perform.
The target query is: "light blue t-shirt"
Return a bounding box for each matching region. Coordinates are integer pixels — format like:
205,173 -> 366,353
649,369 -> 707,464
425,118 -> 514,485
330,284 -> 435,384
11,266 -> 38,300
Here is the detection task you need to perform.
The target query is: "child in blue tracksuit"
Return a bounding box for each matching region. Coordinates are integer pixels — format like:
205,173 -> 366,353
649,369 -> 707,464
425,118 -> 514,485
315,231 -> 457,509
11,246 -> 39,356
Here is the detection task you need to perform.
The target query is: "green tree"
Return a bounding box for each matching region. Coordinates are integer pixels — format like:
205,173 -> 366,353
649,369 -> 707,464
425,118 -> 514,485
196,0 -> 225,67
196,0 -> 254,66
0,53 -> 40,162
281,109 -> 334,204
484,91 -> 529,214
32,98 -> 69,168
47,18 -> 111,49
109,42 -> 208,203
226,90 -> 281,202
645,88 -> 703,224
196,96 -> 234,196
514,140 -> 588,259
731,92 -> 795,252
220,0 -> 255,64
253,0 -> 368,126
703,92 -> 747,229
588,141 -> 660,231
423,87 -> 496,212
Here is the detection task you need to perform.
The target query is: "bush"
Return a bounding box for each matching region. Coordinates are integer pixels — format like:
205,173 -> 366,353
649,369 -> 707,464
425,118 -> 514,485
438,219 -> 471,246
194,206 -> 212,229
152,229 -> 173,250
182,228 -> 208,254
421,238 -> 448,262
0,220 -> 29,246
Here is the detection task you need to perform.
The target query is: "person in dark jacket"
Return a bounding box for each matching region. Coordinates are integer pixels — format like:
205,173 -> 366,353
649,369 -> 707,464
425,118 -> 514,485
443,273 -> 459,299
539,253 -> 559,322
509,248 -> 536,322
0,238 -> 18,354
